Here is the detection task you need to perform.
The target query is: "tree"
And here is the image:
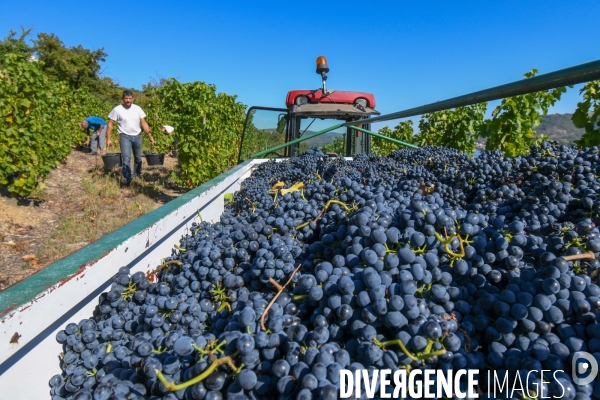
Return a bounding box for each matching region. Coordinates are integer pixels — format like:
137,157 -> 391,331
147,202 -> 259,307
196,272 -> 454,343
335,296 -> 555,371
481,69 -> 566,156
572,80 -> 600,148
33,32 -> 107,91
0,28 -> 33,63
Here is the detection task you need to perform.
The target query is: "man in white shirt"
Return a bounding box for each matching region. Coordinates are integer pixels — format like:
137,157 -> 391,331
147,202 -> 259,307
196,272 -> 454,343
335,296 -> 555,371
106,91 -> 155,185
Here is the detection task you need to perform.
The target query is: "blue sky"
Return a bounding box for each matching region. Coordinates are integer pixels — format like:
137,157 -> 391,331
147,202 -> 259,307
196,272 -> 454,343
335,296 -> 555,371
2,1 -> 599,131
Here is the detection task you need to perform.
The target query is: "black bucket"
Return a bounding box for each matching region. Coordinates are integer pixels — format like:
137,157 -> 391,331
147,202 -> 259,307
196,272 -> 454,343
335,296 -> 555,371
145,152 -> 165,166
102,153 -> 122,170
80,145 -> 92,154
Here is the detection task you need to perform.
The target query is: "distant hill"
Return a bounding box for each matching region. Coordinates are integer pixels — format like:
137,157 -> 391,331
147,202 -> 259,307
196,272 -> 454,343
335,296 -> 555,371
536,113 -> 584,144
304,131 -> 343,147
259,129 -> 343,148
475,113 -> 584,148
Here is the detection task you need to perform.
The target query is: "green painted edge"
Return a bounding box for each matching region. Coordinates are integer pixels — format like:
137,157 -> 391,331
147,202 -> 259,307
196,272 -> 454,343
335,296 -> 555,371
351,126 -> 420,149
0,159 -> 254,318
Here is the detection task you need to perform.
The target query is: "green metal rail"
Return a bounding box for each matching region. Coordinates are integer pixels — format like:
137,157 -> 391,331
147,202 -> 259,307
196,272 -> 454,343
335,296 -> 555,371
250,123 -> 345,158
351,126 -> 419,149
249,122 -> 417,159
343,59 -> 600,126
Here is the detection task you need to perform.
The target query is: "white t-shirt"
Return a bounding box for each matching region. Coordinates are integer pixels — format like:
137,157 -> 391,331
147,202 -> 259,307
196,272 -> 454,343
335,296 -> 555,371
108,104 -> 147,136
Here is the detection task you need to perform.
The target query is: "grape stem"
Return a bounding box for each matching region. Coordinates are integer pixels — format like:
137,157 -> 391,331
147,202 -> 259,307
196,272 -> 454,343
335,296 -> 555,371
372,337 -> 418,361
194,339 -> 227,357
260,263 -> 302,331
296,200 -> 350,230
541,149 -> 559,158
329,170 -> 341,184
563,252 -> 595,261
413,244 -> 427,254
245,198 -> 256,213
155,351 -> 240,391
420,349 -> 447,360
151,345 -> 168,354
373,337 -> 446,362
433,232 -> 466,259
211,282 -> 232,312
146,260 -> 183,280
193,212 -> 203,235
120,282 -> 138,301
268,278 -> 283,291
565,237 -> 587,252
216,302 -> 232,312
300,190 -> 307,201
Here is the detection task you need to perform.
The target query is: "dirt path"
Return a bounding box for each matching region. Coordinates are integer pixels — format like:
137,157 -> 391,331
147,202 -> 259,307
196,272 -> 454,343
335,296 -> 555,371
0,149 -> 187,291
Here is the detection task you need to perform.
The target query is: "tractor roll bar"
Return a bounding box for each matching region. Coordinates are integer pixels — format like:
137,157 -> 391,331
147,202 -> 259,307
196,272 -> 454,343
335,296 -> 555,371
250,123 -> 345,159
239,106 -> 288,162
249,123 -> 417,159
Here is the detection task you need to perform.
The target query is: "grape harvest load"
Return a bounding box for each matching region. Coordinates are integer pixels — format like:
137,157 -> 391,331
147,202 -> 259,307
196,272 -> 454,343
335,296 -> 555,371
50,142 -> 600,400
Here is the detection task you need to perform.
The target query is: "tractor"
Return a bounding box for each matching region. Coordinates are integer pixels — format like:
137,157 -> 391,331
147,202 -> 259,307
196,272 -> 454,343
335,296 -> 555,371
238,56 -> 380,161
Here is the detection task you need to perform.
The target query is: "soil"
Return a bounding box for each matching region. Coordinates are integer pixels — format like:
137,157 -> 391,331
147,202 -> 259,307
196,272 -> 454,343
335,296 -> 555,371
0,148 -> 187,291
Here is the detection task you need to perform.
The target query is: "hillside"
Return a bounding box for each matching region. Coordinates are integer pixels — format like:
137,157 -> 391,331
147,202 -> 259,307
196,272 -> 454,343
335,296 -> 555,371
261,129 -> 343,147
304,131 -> 344,147
536,113 -> 584,144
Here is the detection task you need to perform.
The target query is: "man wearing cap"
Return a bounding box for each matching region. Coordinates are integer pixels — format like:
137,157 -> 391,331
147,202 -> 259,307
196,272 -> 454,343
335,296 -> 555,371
79,116 -> 107,154
161,125 -> 177,156
106,90 -> 155,185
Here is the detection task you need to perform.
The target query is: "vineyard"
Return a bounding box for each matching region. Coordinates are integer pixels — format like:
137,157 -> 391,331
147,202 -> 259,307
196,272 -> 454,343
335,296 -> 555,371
0,30 -> 247,197
2,28 -> 600,198
0,52 -> 111,196
4,25 -> 600,400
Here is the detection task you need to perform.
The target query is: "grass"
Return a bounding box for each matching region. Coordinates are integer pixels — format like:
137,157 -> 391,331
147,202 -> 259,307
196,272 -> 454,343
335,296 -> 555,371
0,147 -> 184,292
37,170 -> 160,265
82,174 -> 121,199
11,241 -> 29,253
28,186 -> 49,201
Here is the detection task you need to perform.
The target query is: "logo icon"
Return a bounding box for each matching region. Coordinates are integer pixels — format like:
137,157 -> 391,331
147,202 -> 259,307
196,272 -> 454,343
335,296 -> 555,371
572,351 -> 598,385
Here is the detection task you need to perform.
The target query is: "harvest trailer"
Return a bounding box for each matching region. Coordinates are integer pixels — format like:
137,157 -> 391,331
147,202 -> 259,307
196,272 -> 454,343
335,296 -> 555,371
1,58 -> 600,399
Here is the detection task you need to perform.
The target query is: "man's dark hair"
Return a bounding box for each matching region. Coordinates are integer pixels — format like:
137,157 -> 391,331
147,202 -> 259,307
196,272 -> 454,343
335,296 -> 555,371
122,90 -> 134,98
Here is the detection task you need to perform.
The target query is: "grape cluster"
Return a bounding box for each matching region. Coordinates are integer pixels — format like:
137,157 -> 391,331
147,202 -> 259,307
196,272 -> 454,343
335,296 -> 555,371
51,143 -> 600,400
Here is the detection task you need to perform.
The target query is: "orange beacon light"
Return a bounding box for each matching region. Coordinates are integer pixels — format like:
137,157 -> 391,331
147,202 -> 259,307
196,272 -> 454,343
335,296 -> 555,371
316,56 -> 329,75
